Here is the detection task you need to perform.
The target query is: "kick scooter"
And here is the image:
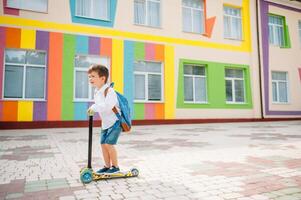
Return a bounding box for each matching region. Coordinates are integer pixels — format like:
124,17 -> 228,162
80,115 -> 139,184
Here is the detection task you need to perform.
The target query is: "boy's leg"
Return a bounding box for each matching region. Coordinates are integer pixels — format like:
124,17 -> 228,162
106,144 -> 118,167
103,121 -> 121,170
101,144 -> 111,167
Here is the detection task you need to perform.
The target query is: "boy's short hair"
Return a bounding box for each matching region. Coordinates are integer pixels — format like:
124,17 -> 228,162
88,64 -> 109,83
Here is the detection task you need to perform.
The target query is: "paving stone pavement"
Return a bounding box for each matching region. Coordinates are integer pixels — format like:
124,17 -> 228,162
0,121 -> 301,200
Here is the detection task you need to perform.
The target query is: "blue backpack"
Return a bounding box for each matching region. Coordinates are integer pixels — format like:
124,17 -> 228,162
105,83 -> 132,132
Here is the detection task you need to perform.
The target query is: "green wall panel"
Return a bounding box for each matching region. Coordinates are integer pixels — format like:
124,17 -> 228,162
177,59 -> 253,109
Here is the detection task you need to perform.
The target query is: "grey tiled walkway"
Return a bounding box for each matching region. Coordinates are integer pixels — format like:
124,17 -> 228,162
0,121 -> 301,200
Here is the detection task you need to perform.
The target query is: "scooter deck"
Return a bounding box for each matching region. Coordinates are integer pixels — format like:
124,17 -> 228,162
93,170 -> 138,180
80,167 -> 139,183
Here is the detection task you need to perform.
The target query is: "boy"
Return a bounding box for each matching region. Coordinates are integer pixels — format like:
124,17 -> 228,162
87,64 -> 122,174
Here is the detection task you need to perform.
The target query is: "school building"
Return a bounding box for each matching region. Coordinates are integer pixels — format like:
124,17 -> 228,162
0,0 -> 300,129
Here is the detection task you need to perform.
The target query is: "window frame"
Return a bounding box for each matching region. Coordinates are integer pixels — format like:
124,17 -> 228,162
225,68 -> 246,104
223,5 -> 242,40
6,0 -> 48,13
271,71 -> 289,104
183,64 -> 207,104
133,0 -> 162,28
182,0 -> 205,34
133,60 -> 164,103
75,0 -> 111,21
268,14 -> 285,47
2,48 -> 47,101
73,54 -> 110,102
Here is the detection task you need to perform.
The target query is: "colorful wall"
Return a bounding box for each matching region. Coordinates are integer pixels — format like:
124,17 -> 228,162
0,0 -> 260,124
260,0 -> 301,116
123,41 -> 175,120
0,0 -> 300,126
0,26 -> 176,122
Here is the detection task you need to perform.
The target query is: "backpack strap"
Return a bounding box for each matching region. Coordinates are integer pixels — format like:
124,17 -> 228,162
104,84 -> 131,132
104,87 -> 109,98
104,82 -> 114,97
104,86 -> 119,115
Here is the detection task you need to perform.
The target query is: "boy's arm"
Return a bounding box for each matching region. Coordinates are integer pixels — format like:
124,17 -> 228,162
90,89 -> 117,114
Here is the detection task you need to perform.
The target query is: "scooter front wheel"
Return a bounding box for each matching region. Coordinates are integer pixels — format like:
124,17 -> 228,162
80,168 -> 93,184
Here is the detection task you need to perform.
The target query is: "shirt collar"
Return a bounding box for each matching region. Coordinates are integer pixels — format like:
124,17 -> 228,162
97,83 -> 109,94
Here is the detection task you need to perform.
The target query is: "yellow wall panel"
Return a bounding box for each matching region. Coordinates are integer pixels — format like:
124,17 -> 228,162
164,45 -> 175,119
241,0 -> 252,52
20,29 -> 36,49
111,39 -> 124,93
18,101 -> 33,121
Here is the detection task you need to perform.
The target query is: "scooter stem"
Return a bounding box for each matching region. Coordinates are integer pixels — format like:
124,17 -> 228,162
88,115 -> 93,169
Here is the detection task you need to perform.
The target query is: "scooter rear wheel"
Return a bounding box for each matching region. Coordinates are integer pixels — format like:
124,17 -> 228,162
131,168 -> 139,176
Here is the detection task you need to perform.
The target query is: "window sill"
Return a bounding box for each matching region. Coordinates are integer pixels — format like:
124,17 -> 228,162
280,46 -> 291,49
224,37 -> 243,41
269,44 -> 284,48
6,6 -> 48,14
133,23 -> 162,30
226,101 -> 246,104
1,98 -> 46,102
183,30 -> 205,35
272,102 -> 290,105
73,100 -> 94,103
75,15 -> 111,22
134,100 -> 164,103
184,101 -> 209,104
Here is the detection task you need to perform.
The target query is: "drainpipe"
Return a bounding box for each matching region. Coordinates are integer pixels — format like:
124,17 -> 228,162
255,0 -> 265,119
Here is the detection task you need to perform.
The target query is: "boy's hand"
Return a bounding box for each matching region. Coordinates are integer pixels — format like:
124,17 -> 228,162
87,108 -> 95,116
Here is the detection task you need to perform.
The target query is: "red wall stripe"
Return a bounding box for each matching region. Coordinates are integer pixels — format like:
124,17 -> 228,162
47,32 -> 63,121
2,101 -> 18,121
5,27 -> 20,48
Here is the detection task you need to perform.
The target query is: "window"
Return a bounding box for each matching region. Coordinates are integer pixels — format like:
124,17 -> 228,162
6,0 -> 48,13
134,61 -> 163,102
184,65 -> 207,103
272,71 -> 289,103
299,20 -> 301,47
225,68 -> 245,103
182,0 -> 204,34
76,0 -> 110,21
3,49 -> 46,100
134,0 -> 160,27
269,15 -> 285,47
74,55 -> 110,101
223,6 -> 242,40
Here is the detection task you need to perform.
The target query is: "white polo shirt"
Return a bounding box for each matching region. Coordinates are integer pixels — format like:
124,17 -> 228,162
90,83 -> 120,130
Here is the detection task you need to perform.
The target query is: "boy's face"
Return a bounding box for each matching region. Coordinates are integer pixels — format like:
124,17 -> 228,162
88,71 -> 106,89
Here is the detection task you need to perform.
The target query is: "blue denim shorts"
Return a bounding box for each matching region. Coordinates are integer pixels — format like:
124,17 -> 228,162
100,120 -> 121,145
